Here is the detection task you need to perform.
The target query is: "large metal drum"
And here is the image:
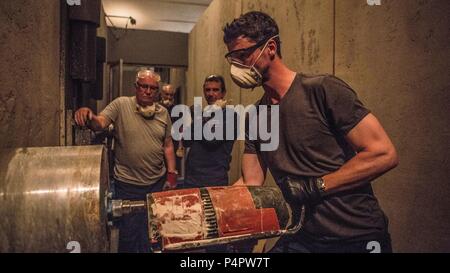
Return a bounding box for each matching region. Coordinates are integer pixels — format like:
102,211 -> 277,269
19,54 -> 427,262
0,145 -> 112,253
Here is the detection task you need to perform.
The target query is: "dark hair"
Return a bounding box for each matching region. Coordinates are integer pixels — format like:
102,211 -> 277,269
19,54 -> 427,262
203,74 -> 226,92
223,11 -> 282,58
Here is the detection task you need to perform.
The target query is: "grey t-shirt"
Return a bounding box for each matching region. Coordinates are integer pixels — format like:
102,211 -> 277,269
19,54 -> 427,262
100,96 -> 172,186
245,73 -> 389,241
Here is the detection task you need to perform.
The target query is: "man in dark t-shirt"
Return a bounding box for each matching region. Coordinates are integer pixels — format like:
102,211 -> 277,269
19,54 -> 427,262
183,75 -> 236,188
222,11 -> 399,252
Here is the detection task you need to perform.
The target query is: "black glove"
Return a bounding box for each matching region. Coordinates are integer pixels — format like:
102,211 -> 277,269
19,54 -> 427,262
278,176 -> 325,230
278,176 -> 325,207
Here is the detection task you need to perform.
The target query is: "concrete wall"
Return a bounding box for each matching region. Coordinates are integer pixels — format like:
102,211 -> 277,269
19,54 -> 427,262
169,67 -> 187,103
335,0 -> 450,253
108,28 -> 188,67
0,0 -> 61,148
187,0 -> 450,252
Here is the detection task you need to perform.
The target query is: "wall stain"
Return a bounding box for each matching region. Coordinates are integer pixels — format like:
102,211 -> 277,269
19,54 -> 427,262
307,29 -> 319,66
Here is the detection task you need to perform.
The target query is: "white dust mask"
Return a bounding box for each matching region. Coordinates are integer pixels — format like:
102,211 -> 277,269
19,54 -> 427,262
229,36 -> 277,89
136,103 -> 158,119
230,61 -> 263,89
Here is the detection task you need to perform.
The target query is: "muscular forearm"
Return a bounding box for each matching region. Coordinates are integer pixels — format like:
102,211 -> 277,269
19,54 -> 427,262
322,114 -> 399,193
323,149 -> 398,192
235,154 -> 266,186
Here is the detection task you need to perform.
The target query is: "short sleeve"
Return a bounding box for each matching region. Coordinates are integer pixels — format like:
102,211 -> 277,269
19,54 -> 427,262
99,97 -> 123,124
322,75 -> 371,135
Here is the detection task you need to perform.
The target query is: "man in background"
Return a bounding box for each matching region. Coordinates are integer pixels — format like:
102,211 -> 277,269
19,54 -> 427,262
183,75 -> 236,189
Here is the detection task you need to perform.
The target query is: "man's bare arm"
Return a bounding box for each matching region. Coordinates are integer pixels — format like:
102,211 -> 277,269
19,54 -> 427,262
323,113 -> 399,192
164,136 -> 177,173
74,107 -> 109,131
163,136 -> 177,190
233,153 -> 267,186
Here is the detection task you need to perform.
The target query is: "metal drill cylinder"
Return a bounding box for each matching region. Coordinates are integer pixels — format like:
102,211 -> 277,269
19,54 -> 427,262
110,199 -> 146,218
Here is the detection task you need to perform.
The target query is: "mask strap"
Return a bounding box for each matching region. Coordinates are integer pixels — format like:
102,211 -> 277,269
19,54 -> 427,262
250,34 -> 279,69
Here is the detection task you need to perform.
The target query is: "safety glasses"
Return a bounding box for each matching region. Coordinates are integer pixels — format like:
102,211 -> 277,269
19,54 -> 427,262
224,35 -> 279,64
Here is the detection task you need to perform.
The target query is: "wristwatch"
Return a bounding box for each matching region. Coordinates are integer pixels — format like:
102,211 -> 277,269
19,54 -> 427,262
316,177 -> 326,195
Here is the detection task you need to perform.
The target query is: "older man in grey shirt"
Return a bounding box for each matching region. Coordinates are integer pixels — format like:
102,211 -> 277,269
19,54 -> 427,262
75,69 -> 177,252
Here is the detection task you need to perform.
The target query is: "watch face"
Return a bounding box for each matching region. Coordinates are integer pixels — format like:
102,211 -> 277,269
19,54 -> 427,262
317,178 -> 326,191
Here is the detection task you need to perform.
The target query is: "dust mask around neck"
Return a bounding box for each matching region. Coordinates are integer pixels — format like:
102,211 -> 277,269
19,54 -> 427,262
136,103 -> 158,119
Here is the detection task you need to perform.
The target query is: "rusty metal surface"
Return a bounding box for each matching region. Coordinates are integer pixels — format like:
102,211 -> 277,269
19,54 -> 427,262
0,145 -> 112,253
